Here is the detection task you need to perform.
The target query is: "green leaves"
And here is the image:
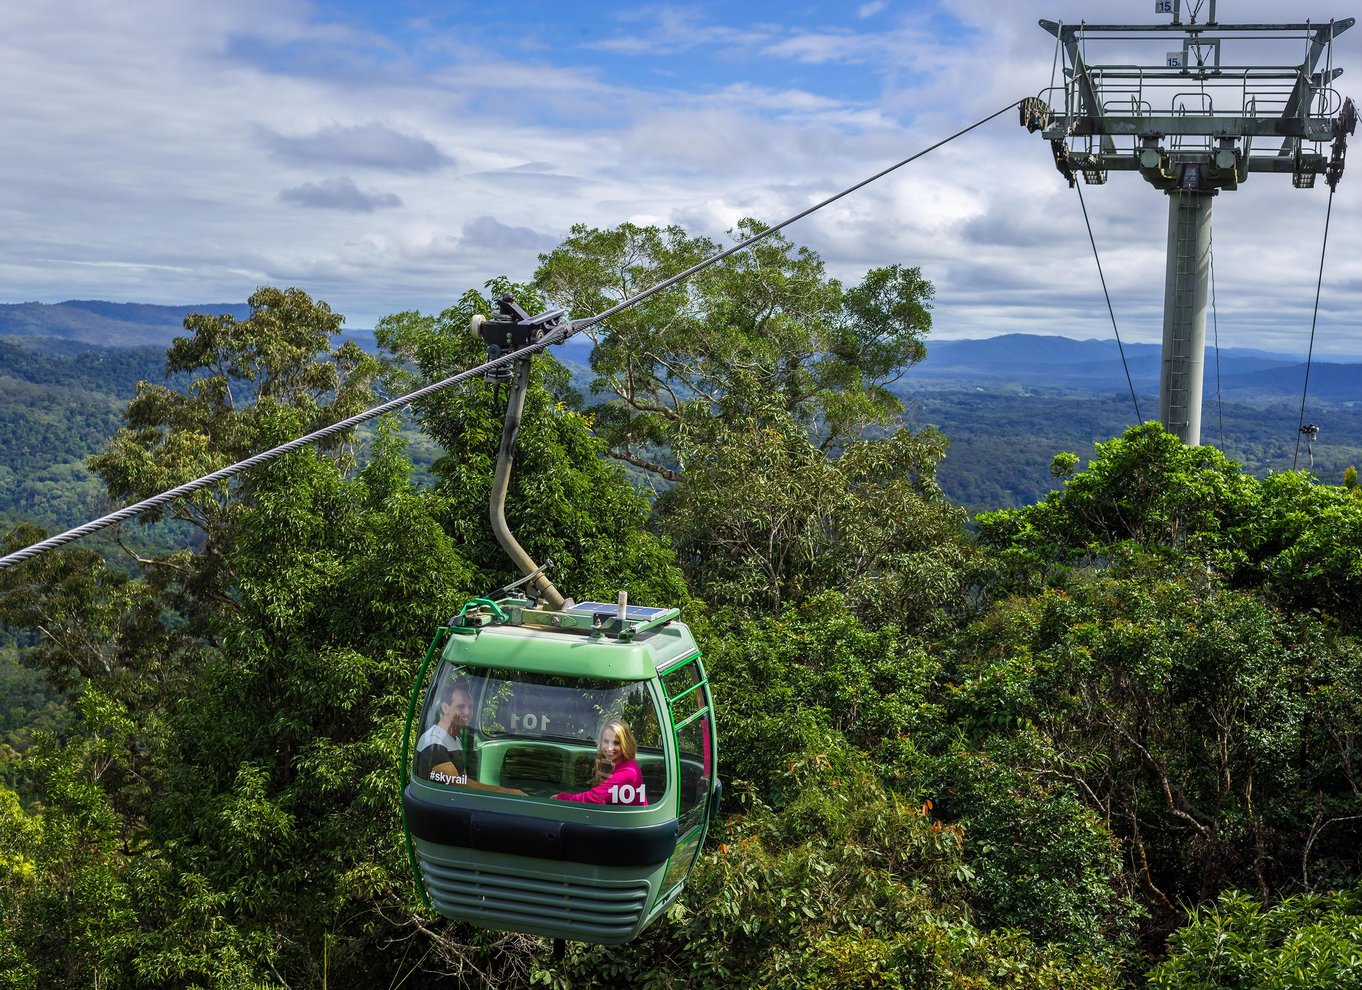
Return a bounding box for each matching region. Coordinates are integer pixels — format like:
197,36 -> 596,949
0,694 -> 140,988
1231,471 -> 1362,628
91,286 -> 381,537
978,423 -> 1362,633
1150,888 -> 1362,989
660,423 -> 975,623
945,573 -> 1362,944
540,766 -> 1122,989
534,220 -> 935,480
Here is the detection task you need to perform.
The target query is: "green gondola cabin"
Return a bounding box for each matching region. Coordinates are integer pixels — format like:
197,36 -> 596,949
402,597 -> 718,943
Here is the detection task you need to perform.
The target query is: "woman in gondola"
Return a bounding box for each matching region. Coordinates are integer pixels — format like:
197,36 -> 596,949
553,719 -> 649,806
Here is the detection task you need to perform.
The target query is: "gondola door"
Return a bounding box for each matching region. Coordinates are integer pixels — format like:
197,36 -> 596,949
654,656 -> 718,899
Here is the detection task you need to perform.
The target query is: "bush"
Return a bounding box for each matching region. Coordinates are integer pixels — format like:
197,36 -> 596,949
538,757 -> 1123,989
1149,887 -> 1362,989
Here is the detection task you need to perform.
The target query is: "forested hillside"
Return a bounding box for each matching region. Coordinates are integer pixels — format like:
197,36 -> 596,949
913,388 -> 1362,512
2,229 -> 1360,989
0,338 -> 426,534
6,326 -> 1359,526
0,341 -> 167,531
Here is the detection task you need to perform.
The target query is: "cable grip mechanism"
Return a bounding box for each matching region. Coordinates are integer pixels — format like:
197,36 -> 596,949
471,295 -> 570,382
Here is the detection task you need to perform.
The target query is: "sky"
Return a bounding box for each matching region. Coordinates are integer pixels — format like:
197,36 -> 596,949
3,0 -> 1359,357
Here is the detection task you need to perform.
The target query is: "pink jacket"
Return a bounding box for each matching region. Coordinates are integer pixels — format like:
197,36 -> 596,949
554,759 -> 648,805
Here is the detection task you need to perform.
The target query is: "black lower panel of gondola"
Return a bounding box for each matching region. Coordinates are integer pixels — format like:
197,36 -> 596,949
404,787 -> 679,867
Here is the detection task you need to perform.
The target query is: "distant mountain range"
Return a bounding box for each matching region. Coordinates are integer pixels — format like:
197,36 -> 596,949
0,300 -> 255,348
3,300 -> 1357,404
0,300 -> 373,354
3,301 -> 1358,518
916,334 -> 1361,404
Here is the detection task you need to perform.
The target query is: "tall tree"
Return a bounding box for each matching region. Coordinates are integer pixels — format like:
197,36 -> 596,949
966,423 -> 1362,946
658,421 -> 976,625
979,422 -> 1362,631
2,288 -> 486,986
88,286 -> 381,629
534,220 -> 933,481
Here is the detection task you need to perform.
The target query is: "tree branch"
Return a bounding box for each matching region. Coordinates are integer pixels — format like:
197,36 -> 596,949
611,447 -> 682,482
1104,711 -> 1215,837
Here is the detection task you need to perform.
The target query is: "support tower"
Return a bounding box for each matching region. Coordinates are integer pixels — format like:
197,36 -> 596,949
1025,0 -> 1354,445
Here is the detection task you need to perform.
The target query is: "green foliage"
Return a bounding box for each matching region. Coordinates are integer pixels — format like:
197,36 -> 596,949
534,220 -> 933,480
659,424 -> 976,623
926,735 -> 1137,962
1149,888 -> 1362,989
0,693 -> 139,988
2,290 -> 469,987
1050,451 -> 1079,480
122,398 -> 476,987
977,423 -> 1259,587
0,339 -> 174,394
0,341 -> 176,531
697,598 -> 1138,970
0,786 -> 41,989
1229,470 -> 1362,628
963,418 -> 1362,962
0,647 -> 68,791
0,524 -> 190,769
946,574 -> 1362,941
700,593 -> 940,797
88,285 -> 380,590
979,422 -> 1362,631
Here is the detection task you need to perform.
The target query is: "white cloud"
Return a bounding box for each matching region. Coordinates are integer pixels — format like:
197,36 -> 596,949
0,0 -> 1355,363
279,177 -> 404,212
259,123 -> 454,171
587,6 -> 773,56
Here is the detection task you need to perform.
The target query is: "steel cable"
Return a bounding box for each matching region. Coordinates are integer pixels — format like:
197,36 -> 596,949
1075,181 -> 1143,424
0,99 -> 1021,571
1292,185 -> 1337,471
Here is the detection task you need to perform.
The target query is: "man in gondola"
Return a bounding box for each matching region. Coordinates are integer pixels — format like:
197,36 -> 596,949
416,680 -> 473,783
